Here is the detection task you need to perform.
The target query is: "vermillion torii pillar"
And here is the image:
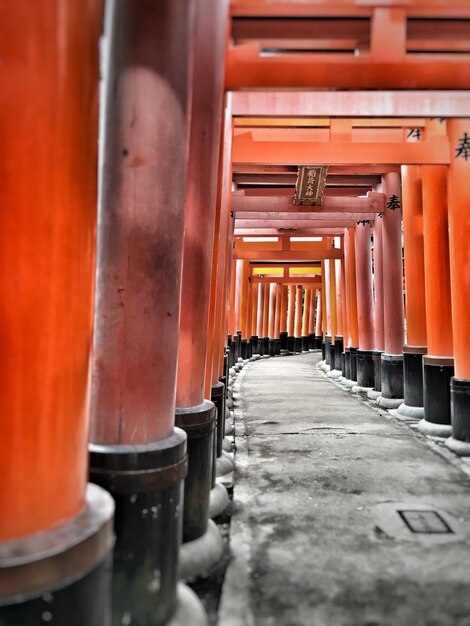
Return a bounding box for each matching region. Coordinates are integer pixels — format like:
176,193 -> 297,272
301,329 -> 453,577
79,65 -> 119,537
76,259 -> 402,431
0,4 -> 114,623
324,261 -> 332,366
89,2 -> 194,624
302,287 -> 311,352
378,172 -> 405,408
294,285 -> 304,353
274,283 -> 282,355
308,288 -> 316,350
398,165 -> 428,419
345,228 -> 359,383
371,215 -> 385,396
418,165 -> 454,438
250,280 -> 260,354
446,120 -> 470,456
262,280 -> 270,355
287,284 -> 296,353
268,282 -> 277,356
175,0 -> 227,573
280,285 -> 289,353
354,221 -> 375,389
256,282 -> 266,355
334,258 -> 345,371
315,290 -> 323,349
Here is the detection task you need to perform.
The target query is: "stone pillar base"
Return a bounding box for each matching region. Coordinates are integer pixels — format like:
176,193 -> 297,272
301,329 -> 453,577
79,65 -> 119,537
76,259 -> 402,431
402,345 -> 427,414
334,336 -> 344,372
90,430 -> 188,626
447,377 -> 470,456
372,350 -> 383,391
380,352 -> 404,402
279,331 -> 288,352
294,337 -> 302,353
423,355 -> 454,431
0,484 -> 113,626
178,520 -> 223,582
417,419 -> 452,438
356,349 -> 375,388
349,347 -> 358,382
168,583 -> 209,626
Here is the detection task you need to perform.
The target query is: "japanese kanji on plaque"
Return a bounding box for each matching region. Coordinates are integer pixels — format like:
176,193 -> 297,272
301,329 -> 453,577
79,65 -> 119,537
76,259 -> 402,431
293,165 -> 328,206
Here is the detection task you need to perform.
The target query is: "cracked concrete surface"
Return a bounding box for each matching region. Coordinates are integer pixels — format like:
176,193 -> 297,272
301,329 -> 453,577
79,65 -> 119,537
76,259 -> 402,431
218,353 -> 470,626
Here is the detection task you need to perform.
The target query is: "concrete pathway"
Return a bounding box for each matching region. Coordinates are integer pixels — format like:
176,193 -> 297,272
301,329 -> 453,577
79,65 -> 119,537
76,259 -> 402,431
219,353 -> 470,626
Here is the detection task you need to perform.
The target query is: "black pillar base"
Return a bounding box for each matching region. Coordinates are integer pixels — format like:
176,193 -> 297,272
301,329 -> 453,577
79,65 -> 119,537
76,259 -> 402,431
308,333 -> 315,351
89,431 -> 187,626
274,338 -> 281,355
451,377 -> 470,443
344,349 -> 351,380
229,339 -> 235,368
280,331 -> 288,352
356,349 -> 375,387
287,336 -> 295,353
423,356 -> 454,426
175,400 -> 215,542
325,335 -> 332,365
350,347 -> 358,382
269,339 -> 276,356
334,336 -> 344,371
329,344 -> 336,369
403,345 -> 427,408
0,484 -> 113,626
250,335 -> 259,355
211,382 -> 225,458
240,339 -> 247,360
315,335 -> 323,350
234,332 -> 242,362
246,340 -> 252,359
294,337 -> 302,353
321,341 -> 326,361
223,353 -> 229,379
302,336 -> 309,352
372,350 -> 383,391
380,353 -> 404,399
263,336 -> 270,355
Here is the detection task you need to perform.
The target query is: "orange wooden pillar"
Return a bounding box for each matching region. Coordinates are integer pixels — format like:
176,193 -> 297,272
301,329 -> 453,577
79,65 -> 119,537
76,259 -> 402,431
379,171 -> 405,407
287,284 -> 296,352
417,165 -> 454,438
321,268 -> 328,359
262,280 -> 270,355
354,221 -> 375,387
345,228 -> 359,382
268,282 -> 277,355
340,259 -> 349,367
372,216 -> 385,393
315,289 -> 323,349
273,283 -> 282,355
89,2 -> 194,622
228,259 -> 237,339
334,258 -> 345,371
279,285 -> 289,352
256,282 -> 266,355
239,260 -> 250,358
251,280 -> 259,338
301,287 -> 311,352
0,3 -> 114,620
446,120 -> 470,455
328,259 -> 339,371
308,288 -> 316,350
398,165 -> 428,418
324,260 -> 332,365
294,285 -> 303,353
174,0 -> 227,554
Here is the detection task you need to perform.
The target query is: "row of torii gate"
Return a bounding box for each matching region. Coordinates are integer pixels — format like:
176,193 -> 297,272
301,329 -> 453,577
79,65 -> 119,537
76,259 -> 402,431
2,1 -> 470,626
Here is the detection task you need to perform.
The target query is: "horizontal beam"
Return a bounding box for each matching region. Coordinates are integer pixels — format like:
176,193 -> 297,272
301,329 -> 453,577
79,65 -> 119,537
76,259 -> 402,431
236,211 -> 376,221
236,219 -> 362,229
232,164 -> 399,175
226,48 -> 470,90
251,276 -> 322,285
236,187 -> 373,197
231,91 -> 470,118
250,262 -> 321,269
234,249 -> 343,261
235,228 -> 345,236
232,132 -> 449,165
232,193 -> 384,213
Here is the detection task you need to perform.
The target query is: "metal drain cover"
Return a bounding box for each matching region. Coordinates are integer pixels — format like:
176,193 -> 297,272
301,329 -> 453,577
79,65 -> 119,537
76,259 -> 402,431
398,510 -> 453,534
371,501 -> 465,544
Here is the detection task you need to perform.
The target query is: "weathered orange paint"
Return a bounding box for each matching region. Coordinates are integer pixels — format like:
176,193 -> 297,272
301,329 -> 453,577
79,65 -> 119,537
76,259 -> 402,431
268,282 -> 277,339
447,120 -> 470,378
251,281 -> 259,337
262,282 -> 270,338
316,290 -> 323,338
0,0 -> 102,540
345,228 -> 359,348
294,286 -> 303,339
355,223 -> 375,350
422,166 -> 453,358
177,0 -> 227,408
280,285 -> 288,333
240,260 -> 250,339
228,259 -> 237,337
308,289 -> 316,335
382,172 -> 405,355
336,259 -> 344,338
401,165 -> 427,348
373,218 -> 385,352
257,283 -> 265,337
302,288 -> 311,337
287,285 -> 296,336
274,284 -> 282,338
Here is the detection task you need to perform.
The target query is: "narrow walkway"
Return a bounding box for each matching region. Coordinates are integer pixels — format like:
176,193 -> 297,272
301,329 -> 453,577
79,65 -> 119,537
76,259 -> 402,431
219,353 -> 470,626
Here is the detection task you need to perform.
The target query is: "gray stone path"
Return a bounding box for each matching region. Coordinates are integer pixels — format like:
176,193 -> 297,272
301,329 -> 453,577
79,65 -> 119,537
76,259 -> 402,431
218,353 -> 470,626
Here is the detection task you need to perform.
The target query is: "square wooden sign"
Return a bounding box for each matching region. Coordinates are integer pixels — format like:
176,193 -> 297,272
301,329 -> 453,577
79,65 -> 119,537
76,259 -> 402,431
293,165 -> 328,206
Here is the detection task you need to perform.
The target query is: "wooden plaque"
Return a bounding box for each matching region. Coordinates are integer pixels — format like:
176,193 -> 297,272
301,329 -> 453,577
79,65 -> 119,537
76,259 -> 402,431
293,165 -> 328,206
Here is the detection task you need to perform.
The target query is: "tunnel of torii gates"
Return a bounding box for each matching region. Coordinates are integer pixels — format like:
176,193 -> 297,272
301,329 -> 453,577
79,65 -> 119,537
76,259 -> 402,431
2,1 -> 470,624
